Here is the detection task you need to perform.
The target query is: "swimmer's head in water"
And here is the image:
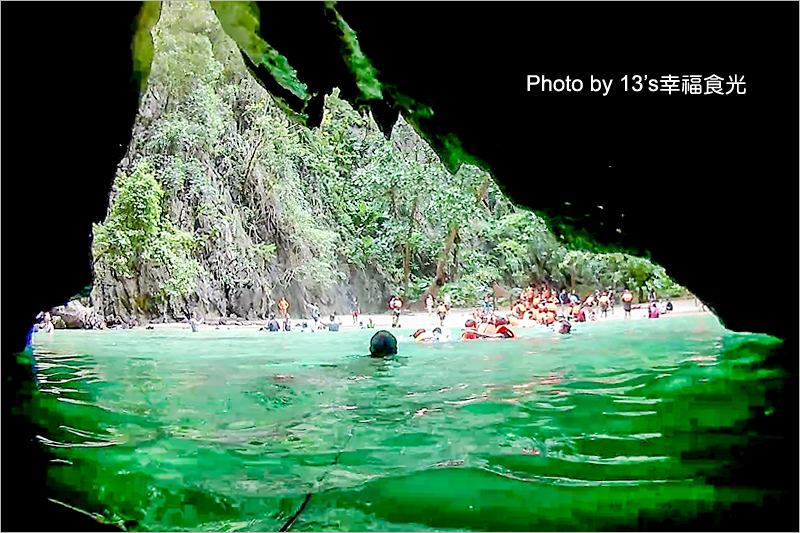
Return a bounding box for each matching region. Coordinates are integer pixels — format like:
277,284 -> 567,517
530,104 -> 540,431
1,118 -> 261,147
433,327 -> 442,335
370,330 -> 397,357
465,319 -> 476,328
412,328 -> 426,339
302,321 -> 308,328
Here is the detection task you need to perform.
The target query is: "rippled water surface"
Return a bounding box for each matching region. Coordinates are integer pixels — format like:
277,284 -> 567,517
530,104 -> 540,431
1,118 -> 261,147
30,314 -> 788,531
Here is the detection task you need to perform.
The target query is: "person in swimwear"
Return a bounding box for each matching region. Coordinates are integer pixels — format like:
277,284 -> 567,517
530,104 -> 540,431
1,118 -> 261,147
350,297 -> 360,324
622,289 -> 634,319
389,295 -> 403,328
437,302 -> 447,326
425,293 -> 435,318
598,292 -> 610,318
278,297 -> 289,319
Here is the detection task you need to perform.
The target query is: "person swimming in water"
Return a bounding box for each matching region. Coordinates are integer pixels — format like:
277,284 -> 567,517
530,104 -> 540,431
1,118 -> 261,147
324,314 -> 341,331
370,330 -> 397,357
266,313 -> 281,332
188,309 -> 202,332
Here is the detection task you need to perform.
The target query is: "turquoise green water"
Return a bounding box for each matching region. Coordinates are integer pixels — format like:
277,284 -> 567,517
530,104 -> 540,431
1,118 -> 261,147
30,315 -> 787,531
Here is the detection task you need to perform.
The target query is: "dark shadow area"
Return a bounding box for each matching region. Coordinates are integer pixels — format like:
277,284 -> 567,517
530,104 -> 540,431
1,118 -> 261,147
2,2 -> 797,531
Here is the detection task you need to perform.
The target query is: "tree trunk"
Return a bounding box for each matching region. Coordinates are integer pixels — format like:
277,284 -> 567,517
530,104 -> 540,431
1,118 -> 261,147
429,224 -> 458,300
452,239 -> 459,282
430,177 -> 492,300
402,196 -> 419,294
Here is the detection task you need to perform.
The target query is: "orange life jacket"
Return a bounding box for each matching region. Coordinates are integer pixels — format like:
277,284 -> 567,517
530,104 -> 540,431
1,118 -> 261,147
477,323 -> 497,336
545,312 -> 555,324
437,305 -> 446,314
599,296 -> 609,305
546,303 -> 558,313
462,329 -> 478,340
278,299 -> 288,310
532,297 -> 540,307
495,325 -> 516,338
622,293 -> 633,302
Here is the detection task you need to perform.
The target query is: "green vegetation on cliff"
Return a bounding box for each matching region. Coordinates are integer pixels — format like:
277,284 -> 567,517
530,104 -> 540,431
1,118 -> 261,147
90,1 -> 684,323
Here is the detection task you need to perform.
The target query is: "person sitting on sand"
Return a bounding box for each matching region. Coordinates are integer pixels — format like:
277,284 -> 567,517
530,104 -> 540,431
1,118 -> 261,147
370,330 -> 397,357
665,299 -> 673,312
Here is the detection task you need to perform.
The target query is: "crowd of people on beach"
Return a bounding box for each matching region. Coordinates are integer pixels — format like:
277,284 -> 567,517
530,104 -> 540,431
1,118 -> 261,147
31,283 -> 684,338
255,296 -> 376,333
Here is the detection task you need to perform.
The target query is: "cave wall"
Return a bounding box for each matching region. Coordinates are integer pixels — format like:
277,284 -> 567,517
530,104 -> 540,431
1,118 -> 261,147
1,3 -> 797,531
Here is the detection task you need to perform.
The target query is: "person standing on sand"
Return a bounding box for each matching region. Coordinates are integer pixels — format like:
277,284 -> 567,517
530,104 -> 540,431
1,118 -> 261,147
426,294 -> 435,318
389,295 -> 403,328
437,302 -> 448,326
351,297 -> 360,324
598,292 -> 610,318
559,289 -> 569,316
622,289 -> 633,319
278,297 -> 289,319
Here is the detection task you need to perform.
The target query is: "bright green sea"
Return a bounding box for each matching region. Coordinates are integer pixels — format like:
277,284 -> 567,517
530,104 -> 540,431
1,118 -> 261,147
28,314 -> 788,531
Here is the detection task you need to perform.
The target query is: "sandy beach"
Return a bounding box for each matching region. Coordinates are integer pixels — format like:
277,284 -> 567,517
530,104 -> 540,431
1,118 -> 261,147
144,297 -> 710,333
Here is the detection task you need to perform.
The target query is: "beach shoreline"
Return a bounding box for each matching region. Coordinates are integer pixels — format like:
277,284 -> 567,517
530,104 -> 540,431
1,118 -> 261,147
141,297 -> 710,332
